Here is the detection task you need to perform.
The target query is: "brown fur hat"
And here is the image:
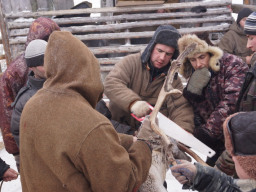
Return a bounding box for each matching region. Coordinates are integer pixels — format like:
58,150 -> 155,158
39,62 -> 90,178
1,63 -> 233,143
223,112 -> 256,180
178,34 -> 223,79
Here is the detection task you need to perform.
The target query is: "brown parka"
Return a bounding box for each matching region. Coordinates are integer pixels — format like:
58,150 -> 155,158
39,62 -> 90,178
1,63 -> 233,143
218,22 -> 253,63
104,52 -> 194,133
20,31 -> 151,192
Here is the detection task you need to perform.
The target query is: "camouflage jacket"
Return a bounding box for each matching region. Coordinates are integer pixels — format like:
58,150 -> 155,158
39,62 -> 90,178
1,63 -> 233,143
190,163 -> 256,192
183,53 -> 248,140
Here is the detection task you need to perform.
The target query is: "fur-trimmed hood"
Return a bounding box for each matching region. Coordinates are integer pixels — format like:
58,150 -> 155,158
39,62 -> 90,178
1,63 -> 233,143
178,34 -> 223,79
223,112 -> 256,180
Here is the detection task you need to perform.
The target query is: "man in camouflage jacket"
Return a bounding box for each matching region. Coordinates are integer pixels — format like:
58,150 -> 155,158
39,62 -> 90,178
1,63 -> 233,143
178,34 -> 248,166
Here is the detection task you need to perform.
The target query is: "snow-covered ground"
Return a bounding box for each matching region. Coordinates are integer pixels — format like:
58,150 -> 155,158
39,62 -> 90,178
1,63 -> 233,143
0,131 -> 205,192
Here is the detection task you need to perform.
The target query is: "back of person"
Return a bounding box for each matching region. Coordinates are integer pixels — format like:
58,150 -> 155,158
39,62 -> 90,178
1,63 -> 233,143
20,31 -> 152,192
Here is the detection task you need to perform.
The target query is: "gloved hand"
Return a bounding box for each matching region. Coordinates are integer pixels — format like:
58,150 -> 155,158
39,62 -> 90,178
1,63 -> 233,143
165,137 -> 191,164
170,160 -> 197,185
215,150 -> 235,176
130,101 -> 151,118
187,68 -> 211,95
137,116 -> 162,151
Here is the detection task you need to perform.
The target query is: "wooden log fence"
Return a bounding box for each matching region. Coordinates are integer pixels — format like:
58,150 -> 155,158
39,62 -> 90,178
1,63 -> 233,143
0,0 -> 232,76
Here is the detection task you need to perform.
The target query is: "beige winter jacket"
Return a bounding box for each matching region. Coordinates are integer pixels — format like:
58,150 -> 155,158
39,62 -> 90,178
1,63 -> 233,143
20,31 -> 152,192
104,53 -> 194,133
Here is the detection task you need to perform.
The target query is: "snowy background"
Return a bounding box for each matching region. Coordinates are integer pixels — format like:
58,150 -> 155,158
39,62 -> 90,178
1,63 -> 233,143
0,0 -> 244,191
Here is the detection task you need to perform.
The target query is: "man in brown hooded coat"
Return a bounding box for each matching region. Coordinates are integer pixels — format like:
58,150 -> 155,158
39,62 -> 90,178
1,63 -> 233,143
20,31 -> 154,192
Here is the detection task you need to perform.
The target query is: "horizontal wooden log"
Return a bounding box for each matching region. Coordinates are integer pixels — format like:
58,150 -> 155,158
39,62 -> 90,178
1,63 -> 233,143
99,58 -> 123,64
9,15 -> 232,37
8,8 -> 231,29
100,65 -> 115,72
5,0 -> 231,19
9,24 -> 230,45
91,44 -> 146,55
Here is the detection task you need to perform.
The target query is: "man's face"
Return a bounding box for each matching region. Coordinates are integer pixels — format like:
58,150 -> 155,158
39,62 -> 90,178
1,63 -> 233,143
239,17 -> 247,29
32,66 -> 46,79
188,52 -> 210,70
150,43 -> 175,69
247,34 -> 256,52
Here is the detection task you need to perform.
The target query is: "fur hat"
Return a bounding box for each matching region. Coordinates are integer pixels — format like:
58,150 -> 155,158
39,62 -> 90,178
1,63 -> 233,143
244,12 -> 256,35
178,34 -> 223,79
223,112 -> 256,180
25,39 -> 47,67
236,8 -> 253,26
141,25 -> 181,64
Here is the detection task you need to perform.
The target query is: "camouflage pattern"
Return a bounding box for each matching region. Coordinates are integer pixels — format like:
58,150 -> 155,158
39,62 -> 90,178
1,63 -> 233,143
184,53 -> 248,139
0,17 -> 60,154
192,163 -> 256,192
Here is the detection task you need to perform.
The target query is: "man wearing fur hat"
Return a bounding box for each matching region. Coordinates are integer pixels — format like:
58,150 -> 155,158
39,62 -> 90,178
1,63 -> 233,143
10,39 -> 47,171
104,25 -> 194,134
178,34 -> 248,165
170,111 -> 256,191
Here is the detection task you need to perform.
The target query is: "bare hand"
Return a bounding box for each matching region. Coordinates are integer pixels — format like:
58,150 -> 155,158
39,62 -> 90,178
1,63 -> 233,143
3,168 -> 18,182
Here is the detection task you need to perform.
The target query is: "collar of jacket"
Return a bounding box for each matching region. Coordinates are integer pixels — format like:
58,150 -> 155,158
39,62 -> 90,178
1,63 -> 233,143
143,60 -> 170,82
27,71 -> 46,89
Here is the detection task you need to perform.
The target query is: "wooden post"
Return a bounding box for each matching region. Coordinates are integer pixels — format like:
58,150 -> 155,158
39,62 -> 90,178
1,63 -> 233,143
0,1 -> 11,65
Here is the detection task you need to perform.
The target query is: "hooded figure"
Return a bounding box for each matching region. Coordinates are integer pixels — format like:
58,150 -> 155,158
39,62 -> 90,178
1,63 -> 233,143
20,31 -> 152,192
0,17 -> 60,156
178,34 -> 248,165
104,25 -> 194,133
218,8 -> 253,64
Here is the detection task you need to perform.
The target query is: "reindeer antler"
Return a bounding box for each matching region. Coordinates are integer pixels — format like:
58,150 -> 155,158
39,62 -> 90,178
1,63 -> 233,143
149,43 -> 208,166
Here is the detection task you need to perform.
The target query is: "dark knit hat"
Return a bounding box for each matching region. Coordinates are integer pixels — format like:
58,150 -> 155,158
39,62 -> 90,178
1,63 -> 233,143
236,8 -> 253,26
25,39 -> 47,67
244,11 -> 256,35
223,112 -> 256,179
141,25 -> 181,64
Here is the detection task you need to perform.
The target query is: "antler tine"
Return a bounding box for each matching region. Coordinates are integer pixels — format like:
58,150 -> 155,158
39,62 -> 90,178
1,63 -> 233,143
149,42 -> 198,165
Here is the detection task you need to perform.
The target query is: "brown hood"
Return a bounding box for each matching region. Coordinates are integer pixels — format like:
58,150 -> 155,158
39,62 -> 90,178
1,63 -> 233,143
26,17 -> 60,47
223,112 -> 256,180
43,31 -> 103,108
178,34 -> 223,79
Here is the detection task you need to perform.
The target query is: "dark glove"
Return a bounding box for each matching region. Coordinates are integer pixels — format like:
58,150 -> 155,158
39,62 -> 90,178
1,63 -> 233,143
215,150 -> 236,176
170,159 -> 197,185
137,116 -> 161,151
187,68 -> 211,95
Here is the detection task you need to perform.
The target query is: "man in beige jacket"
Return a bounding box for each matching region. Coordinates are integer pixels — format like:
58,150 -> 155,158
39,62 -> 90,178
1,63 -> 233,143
104,25 -> 194,134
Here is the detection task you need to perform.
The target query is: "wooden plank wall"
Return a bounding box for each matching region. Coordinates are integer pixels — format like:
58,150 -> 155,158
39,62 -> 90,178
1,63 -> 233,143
1,0 -> 232,78
0,0 -> 74,66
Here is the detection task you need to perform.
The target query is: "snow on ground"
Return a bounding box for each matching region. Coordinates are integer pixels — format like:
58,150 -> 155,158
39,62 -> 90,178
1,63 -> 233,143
1,131 -> 204,192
